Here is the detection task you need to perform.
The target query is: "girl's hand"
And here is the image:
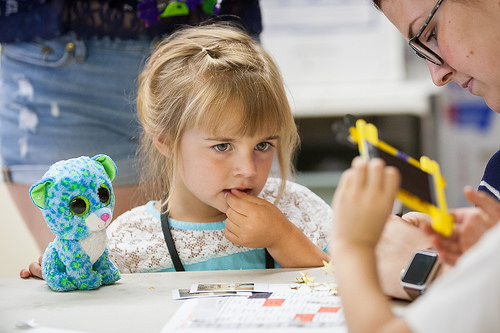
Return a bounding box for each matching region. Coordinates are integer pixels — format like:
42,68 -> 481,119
422,187 -> 500,265
225,190 -> 329,267
19,256 -> 43,279
332,157 -> 400,250
224,190 -> 291,249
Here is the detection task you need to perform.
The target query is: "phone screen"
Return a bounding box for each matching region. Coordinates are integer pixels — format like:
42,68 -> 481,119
367,144 -> 437,206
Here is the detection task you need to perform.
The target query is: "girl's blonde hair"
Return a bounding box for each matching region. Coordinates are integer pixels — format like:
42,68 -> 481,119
137,22 -> 299,209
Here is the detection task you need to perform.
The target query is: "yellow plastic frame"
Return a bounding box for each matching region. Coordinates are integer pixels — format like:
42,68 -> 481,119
350,119 -> 454,236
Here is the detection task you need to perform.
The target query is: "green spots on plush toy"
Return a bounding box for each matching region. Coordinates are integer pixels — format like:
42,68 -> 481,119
71,261 -> 82,269
60,277 -> 73,288
79,283 -> 90,290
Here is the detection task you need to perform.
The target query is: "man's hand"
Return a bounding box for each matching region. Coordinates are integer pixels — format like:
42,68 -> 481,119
422,186 -> 500,265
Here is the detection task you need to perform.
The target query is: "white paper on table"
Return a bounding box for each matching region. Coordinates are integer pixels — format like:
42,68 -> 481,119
162,284 -> 346,333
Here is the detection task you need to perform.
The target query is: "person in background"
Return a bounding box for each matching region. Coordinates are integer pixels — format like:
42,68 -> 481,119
0,0 -> 262,251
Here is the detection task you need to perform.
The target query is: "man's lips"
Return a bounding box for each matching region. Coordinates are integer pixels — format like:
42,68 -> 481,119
462,78 -> 474,94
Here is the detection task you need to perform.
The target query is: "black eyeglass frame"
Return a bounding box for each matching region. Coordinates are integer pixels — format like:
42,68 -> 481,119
408,0 -> 444,66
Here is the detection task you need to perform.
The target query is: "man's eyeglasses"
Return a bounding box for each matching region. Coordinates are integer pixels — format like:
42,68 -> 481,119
408,0 -> 444,66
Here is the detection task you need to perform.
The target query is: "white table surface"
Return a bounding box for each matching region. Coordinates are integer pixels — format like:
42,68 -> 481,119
0,267 -> 409,333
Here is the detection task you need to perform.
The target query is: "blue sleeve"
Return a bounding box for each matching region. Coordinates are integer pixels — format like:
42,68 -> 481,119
478,149 -> 500,201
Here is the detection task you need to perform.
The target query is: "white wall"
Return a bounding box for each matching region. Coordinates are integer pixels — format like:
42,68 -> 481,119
0,183 -> 39,278
260,0 -> 406,116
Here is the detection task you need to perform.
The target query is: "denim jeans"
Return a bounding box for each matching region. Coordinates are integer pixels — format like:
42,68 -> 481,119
0,34 -> 154,185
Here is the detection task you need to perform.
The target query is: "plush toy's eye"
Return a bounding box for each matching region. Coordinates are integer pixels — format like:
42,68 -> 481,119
98,184 -> 111,205
69,196 -> 89,216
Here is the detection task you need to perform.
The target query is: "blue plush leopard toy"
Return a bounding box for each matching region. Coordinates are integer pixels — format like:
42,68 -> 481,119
29,154 -> 121,292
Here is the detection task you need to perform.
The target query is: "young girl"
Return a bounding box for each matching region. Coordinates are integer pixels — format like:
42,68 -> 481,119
105,22 -> 331,273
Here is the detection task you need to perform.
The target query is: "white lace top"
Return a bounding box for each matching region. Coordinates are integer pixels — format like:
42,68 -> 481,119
107,177 -> 332,273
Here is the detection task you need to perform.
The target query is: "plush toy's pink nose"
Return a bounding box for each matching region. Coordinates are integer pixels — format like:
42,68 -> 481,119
100,213 -> 110,222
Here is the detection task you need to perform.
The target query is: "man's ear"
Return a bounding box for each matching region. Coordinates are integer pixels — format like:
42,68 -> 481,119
154,136 -> 171,157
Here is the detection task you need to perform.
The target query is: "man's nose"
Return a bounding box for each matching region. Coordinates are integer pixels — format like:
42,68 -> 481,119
427,61 -> 454,87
